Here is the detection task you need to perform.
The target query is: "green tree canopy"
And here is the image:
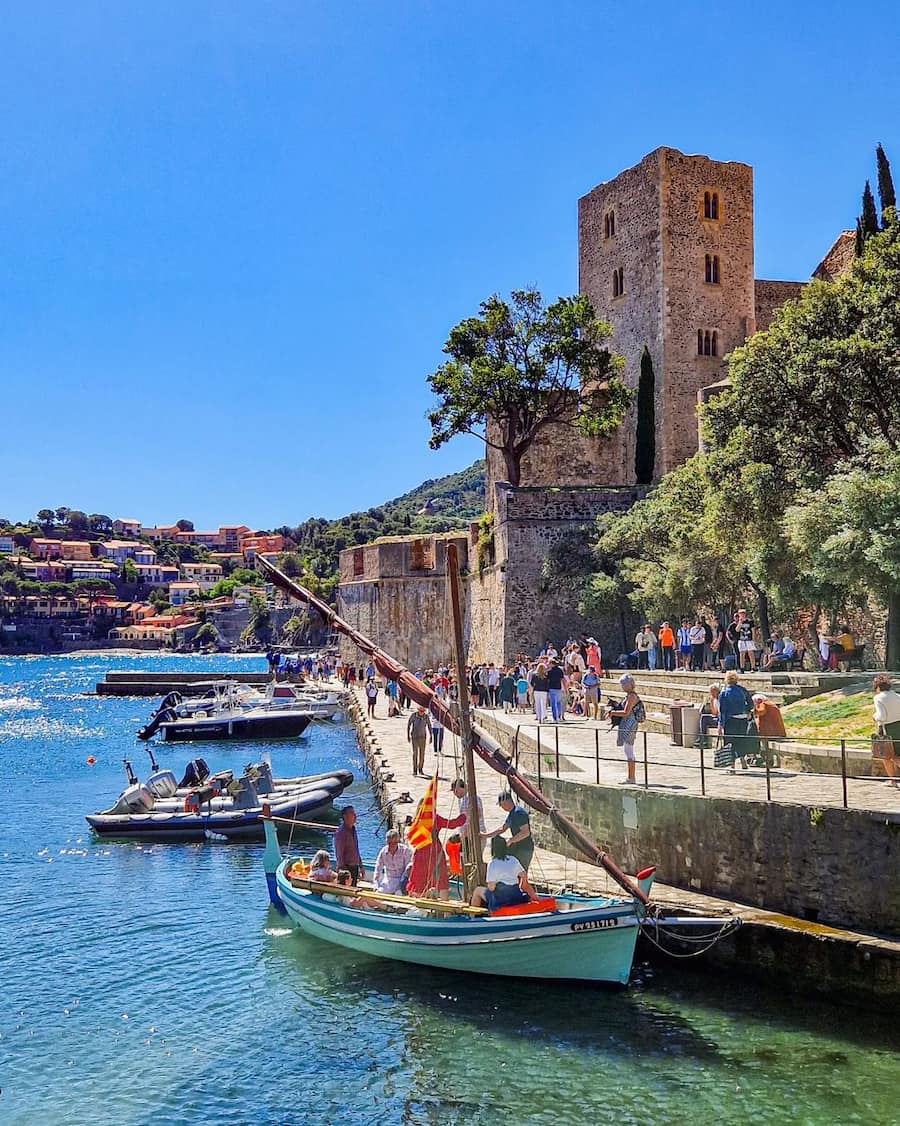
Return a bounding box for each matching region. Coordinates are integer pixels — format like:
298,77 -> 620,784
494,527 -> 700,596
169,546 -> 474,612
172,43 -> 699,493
427,288 -> 630,486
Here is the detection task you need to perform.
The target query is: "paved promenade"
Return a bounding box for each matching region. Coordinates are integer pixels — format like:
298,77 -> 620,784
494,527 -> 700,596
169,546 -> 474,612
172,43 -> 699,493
478,708 -> 900,816
336,684 -> 900,1009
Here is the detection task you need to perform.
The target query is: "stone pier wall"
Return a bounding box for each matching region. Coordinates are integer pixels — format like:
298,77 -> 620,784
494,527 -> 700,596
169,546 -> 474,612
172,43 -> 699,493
546,780 -> 899,933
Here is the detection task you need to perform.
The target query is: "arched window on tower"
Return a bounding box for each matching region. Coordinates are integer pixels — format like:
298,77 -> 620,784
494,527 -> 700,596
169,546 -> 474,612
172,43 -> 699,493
703,191 -> 719,220
711,331 -> 718,356
613,268 -> 623,297
705,254 -> 720,284
697,330 -> 704,355
609,211 -> 615,237
617,267 -> 623,295
703,331 -> 711,356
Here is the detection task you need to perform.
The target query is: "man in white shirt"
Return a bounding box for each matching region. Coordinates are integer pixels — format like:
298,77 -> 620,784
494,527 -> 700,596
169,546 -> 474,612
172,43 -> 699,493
451,777 -> 485,832
635,625 -> 656,670
373,829 -> 413,895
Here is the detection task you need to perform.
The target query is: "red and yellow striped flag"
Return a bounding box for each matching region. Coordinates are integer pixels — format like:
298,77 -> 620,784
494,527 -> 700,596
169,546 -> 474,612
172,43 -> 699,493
406,772 -> 438,851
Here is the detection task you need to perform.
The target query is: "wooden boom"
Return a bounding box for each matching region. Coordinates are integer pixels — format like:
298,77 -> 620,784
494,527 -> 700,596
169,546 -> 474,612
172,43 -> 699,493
286,874 -> 488,917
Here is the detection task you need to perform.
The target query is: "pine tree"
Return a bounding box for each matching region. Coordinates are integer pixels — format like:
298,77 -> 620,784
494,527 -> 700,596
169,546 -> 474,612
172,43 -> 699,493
855,217 -> 865,258
634,346 -> 656,485
876,143 -> 896,222
861,180 -> 879,238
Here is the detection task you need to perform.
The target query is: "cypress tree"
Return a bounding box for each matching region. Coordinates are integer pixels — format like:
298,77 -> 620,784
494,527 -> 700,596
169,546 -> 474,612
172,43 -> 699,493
876,143 -> 896,222
861,180 -> 879,238
855,217 -> 865,258
634,346 -> 656,485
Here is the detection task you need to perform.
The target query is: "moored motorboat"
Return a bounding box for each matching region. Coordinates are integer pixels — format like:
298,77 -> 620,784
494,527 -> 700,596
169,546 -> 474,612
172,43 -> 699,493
86,756 -> 353,841
137,681 -> 343,741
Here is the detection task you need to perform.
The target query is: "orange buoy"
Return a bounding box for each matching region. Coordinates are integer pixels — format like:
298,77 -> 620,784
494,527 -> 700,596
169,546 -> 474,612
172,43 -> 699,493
86,756 -> 96,766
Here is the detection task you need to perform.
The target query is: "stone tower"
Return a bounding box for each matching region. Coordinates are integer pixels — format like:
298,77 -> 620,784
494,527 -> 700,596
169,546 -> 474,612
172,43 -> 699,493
579,146 -> 755,482
484,146 -> 759,495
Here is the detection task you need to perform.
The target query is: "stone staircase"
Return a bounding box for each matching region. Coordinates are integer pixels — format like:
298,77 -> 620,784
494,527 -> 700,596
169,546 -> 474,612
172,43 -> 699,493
593,669 -> 866,736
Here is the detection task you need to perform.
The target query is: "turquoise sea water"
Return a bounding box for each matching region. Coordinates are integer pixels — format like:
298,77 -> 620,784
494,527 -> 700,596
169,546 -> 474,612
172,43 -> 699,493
0,654 -> 897,1125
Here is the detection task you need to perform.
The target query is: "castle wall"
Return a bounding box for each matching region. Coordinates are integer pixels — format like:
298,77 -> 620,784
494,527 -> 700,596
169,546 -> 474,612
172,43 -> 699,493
754,279 -> 806,332
578,149 -> 665,484
486,483 -> 645,660
813,230 -> 856,283
336,534 -> 468,671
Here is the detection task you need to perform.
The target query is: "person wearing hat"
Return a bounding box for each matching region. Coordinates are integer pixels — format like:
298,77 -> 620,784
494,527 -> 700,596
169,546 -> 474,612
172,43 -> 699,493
406,705 -> 430,775
586,638 -> 602,676
482,791 -> 534,871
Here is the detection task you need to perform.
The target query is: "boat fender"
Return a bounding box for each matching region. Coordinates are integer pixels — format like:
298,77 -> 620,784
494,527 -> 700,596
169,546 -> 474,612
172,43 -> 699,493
184,793 -> 200,813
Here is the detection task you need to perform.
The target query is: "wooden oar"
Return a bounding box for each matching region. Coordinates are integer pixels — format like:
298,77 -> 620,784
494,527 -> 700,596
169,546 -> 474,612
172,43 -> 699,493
285,874 -> 488,917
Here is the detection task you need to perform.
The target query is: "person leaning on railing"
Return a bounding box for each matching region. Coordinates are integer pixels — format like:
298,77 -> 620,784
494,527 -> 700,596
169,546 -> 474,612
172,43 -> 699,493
872,674 -> 900,788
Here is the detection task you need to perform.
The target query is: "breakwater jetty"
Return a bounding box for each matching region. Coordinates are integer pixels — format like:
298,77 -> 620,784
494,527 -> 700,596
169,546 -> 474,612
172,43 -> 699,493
95,670 -> 282,696
344,685 -> 900,1008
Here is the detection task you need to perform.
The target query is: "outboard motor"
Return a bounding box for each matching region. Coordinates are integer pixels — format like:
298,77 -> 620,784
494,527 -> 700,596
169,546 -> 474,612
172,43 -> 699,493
146,769 -> 178,799
109,782 -> 155,815
178,758 -> 211,788
138,705 -> 177,741
231,775 -> 260,810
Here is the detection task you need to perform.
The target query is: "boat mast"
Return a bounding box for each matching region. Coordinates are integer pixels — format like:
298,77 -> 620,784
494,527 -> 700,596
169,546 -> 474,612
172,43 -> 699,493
446,542 -> 484,895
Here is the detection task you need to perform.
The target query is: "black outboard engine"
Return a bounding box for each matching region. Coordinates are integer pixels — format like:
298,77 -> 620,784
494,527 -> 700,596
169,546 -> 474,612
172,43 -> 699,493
178,757 -> 211,788
138,695 -> 182,741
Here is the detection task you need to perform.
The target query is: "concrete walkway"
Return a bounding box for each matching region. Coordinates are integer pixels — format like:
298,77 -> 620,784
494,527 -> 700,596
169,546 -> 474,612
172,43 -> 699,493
346,687 -> 899,881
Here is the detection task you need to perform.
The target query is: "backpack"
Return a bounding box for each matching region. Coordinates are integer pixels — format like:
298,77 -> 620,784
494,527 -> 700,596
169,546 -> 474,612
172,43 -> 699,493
632,697 -> 646,723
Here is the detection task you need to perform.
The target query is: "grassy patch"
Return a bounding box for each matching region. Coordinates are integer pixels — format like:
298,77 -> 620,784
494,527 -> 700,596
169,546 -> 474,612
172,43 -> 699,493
781,687 -> 874,741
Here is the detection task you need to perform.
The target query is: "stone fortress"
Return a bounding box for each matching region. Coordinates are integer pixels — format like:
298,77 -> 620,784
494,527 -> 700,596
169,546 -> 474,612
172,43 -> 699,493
337,146 -> 853,669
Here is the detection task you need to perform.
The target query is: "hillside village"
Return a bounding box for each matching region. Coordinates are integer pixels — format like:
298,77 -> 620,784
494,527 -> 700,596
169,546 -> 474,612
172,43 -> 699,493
0,518 -> 288,650
0,464 -> 485,652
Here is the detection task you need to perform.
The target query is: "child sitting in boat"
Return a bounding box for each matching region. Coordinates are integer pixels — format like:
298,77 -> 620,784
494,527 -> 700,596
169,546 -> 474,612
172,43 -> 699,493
470,837 -> 539,911
332,868 -> 376,909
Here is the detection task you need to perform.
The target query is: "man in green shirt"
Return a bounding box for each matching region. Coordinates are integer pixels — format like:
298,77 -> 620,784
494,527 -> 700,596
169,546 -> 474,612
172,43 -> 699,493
483,791 -> 534,872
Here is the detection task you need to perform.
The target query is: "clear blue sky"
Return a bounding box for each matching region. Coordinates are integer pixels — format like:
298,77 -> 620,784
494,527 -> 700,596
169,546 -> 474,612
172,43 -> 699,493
1,1 -> 897,530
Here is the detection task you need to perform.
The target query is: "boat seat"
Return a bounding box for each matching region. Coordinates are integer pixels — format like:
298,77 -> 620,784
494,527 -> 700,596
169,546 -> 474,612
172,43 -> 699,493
489,898 -> 557,917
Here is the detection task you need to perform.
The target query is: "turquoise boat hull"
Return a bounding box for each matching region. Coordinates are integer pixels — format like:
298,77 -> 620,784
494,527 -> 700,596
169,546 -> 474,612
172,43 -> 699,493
274,860 -> 642,984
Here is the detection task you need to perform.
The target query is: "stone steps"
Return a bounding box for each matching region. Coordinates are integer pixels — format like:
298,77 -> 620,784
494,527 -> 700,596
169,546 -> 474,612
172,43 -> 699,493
594,676 -> 796,711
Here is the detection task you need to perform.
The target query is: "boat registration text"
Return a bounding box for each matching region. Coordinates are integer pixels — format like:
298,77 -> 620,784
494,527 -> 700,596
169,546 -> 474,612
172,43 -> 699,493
571,917 -> 619,932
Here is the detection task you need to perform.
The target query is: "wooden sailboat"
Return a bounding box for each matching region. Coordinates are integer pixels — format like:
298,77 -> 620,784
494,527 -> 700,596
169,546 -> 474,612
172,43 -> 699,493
258,551 -> 737,984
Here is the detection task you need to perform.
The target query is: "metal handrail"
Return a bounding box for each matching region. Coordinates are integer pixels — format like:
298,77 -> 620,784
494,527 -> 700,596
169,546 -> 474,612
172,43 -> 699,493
502,719 -> 894,812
